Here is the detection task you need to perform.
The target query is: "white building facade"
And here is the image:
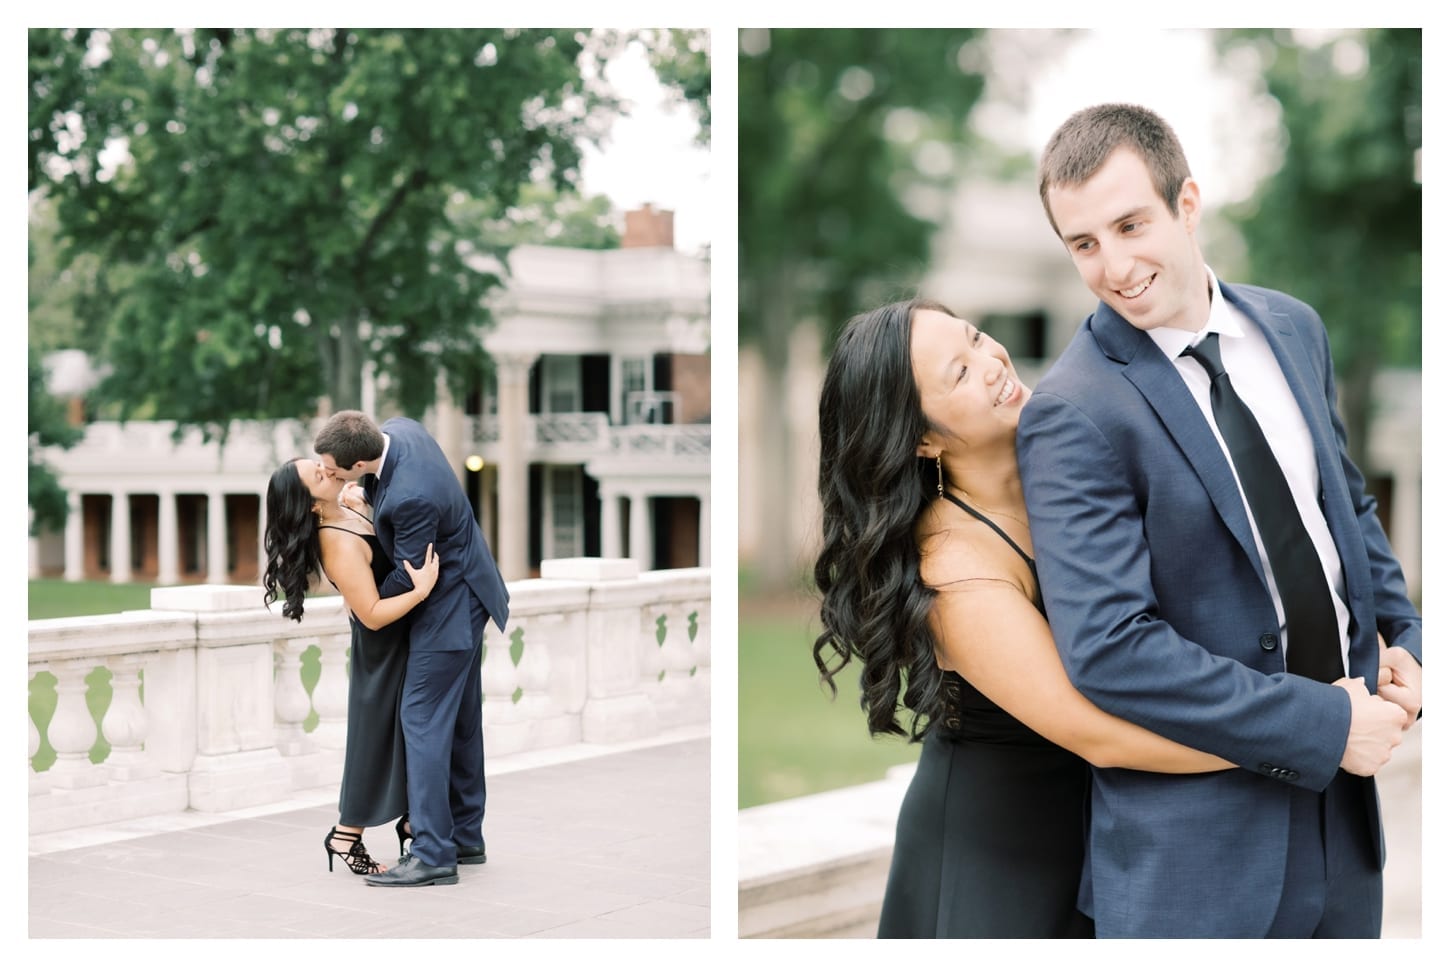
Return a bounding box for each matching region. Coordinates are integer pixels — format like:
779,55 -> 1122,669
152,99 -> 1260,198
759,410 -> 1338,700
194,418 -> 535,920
32,209 -> 711,586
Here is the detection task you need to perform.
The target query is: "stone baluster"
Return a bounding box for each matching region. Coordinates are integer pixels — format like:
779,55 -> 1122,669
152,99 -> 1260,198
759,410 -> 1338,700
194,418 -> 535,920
640,608 -> 667,687
689,601 -> 711,679
102,654 -> 153,781
274,637 -> 315,755
515,615 -> 556,722
662,602 -> 695,684
46,660 -> 105,789
310,632 -> 351,750
481,625 -> 522,726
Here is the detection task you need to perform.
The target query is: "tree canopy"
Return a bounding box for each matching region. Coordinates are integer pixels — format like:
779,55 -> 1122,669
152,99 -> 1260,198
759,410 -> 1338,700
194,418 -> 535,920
28,28 -> 630,435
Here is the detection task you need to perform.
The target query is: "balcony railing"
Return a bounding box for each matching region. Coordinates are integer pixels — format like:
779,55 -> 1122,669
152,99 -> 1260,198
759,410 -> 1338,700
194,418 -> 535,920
28,560 -> 709,835
465,415 -> 709,461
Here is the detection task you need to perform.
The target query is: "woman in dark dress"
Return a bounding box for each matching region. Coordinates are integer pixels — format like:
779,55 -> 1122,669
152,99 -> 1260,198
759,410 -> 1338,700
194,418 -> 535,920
263,458 -> 439,875
813,299 -> 1232,937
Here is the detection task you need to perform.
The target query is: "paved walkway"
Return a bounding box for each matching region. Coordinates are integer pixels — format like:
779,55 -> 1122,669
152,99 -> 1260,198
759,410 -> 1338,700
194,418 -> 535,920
29,729 -> 710,939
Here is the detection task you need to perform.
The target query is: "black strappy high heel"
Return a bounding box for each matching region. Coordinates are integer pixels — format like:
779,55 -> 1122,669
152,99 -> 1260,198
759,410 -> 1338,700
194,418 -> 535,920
395,814 -> 413,856
323,826 -> 383,875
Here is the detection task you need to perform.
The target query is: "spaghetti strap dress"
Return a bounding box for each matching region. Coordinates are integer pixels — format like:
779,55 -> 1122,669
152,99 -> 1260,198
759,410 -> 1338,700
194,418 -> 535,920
319,526 -> 410,828
875,493 -> 1094,938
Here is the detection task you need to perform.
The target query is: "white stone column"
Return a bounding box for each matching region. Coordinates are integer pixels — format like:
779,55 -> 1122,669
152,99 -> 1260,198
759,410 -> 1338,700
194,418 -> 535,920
109,491 -> 132,584
600,486 -> 622,559
697,490 -> 711,567
434,372 -> 467,488
629,490 -> 653,572
158,490 -> 179,585
206,491 -> 228,584
63,491 -> 84,581
497,352 -> 537,581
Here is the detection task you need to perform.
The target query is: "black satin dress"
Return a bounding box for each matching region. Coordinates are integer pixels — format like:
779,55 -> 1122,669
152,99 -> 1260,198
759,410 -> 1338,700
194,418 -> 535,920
321,526 -> 410,827
876,494 -> 1094,938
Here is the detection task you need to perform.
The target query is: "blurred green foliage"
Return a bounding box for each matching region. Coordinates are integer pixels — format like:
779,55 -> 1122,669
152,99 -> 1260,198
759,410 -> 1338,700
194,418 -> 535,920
738,28 -> 986,590
27,346 -> 84,536
1217,28 -> 1420,466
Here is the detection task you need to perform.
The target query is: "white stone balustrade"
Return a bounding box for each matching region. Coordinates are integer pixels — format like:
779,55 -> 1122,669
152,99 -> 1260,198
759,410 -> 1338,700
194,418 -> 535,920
28,561 -> 711,835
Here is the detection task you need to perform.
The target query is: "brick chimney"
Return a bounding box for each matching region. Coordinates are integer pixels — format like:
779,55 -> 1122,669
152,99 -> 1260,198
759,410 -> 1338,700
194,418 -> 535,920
622,203 -> 675,249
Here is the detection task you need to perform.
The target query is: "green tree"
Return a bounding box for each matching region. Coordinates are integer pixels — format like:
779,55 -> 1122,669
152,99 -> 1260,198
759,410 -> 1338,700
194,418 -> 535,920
451,180 -> 622,250
1216,28 -> 1420,468
643,28 -> 710,144
29,346 -> 84,535
29,28 -> 627,435
738,28 -> 985,590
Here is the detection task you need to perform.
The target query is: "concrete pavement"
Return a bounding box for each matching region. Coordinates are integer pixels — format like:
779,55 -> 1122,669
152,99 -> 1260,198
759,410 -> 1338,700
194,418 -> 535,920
29,729 -> 710,939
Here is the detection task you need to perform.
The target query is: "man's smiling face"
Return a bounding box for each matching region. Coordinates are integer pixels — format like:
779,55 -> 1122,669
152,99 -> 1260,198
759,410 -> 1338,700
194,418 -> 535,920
1047,146 -> 1208,333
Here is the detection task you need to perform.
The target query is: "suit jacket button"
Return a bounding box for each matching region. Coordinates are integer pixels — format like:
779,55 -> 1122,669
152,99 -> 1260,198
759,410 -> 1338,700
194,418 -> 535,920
1259,763 -> 1274,775
1259,633 -> 1279,652
1287,771 -> 1300,781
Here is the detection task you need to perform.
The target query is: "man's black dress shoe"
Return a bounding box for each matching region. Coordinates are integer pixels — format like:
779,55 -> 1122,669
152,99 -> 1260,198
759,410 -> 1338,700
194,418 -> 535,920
365,853 -> 458,887
457,844 -> 487,865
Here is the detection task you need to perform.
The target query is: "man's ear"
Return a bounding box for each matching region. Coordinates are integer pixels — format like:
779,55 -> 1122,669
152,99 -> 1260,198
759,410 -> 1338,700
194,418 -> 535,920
1177,176 -> 1201,232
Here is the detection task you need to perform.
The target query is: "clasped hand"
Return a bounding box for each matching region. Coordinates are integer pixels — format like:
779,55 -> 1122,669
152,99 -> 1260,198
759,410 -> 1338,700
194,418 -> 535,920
1376,633 -> 1422,726
1335,634 -> 1419,777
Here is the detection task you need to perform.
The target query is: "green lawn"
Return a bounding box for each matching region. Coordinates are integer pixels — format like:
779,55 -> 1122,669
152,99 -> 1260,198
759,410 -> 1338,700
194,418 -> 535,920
28,579 -> 158,620
738,595 -> 919,809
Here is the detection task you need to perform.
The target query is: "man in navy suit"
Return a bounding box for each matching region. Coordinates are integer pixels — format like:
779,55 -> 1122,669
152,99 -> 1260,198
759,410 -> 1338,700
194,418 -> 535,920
1018,104 -> 1421,936
315,410 -> 510,887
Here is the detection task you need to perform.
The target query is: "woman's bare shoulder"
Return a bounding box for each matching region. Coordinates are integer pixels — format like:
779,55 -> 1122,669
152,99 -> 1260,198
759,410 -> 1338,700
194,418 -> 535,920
917,510 -> 1030,598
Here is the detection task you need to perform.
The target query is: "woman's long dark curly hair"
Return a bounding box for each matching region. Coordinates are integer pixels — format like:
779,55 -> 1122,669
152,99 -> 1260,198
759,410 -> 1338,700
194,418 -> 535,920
262,460 -> 322,622
813,298 -> 958,740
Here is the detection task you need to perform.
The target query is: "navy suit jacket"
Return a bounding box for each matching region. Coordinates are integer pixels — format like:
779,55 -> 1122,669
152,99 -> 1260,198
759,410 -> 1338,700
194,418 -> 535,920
373,417 -> 510,649
1016,281 -> 1421,936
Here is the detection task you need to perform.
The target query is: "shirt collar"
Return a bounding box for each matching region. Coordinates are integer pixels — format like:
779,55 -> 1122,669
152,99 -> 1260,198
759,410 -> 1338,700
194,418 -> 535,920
376,432 -> 391,479
1146,265 -> 1244,360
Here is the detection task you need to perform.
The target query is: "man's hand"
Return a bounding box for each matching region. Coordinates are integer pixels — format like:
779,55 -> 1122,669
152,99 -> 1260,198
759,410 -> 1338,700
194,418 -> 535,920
1377,634 -> 1422,728
1335,676 -> 1407,776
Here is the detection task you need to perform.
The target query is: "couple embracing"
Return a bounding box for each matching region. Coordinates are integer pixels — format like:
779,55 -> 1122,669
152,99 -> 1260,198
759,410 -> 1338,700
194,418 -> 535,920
263,410 -> 510,887
814,104 -> 1422,938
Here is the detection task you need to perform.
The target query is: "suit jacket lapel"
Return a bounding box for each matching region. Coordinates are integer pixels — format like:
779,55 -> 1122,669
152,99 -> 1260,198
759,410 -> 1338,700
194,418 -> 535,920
1091,304 -> 1270,590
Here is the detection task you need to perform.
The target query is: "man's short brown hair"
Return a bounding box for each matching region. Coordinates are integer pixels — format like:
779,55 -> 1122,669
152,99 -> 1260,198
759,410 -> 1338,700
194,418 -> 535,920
1038,103 -> 1192,238
313,410 -> 384,469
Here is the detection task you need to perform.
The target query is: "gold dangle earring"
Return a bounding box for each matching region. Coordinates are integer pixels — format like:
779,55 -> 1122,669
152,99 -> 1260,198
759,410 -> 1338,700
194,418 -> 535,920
936,455 -> 944,498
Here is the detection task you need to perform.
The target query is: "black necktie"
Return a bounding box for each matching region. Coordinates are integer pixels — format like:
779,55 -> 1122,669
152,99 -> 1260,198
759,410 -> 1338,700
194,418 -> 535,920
1181,333 -> 1344,683
362,472 -> 379,504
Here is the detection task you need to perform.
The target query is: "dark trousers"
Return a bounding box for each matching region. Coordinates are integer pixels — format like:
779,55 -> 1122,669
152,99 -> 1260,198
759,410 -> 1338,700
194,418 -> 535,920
1265,771 -> 1383,937
399,595 -> 488,868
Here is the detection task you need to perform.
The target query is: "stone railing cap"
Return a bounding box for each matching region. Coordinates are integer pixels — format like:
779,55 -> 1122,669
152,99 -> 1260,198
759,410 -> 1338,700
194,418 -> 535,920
540,558 -> 640,581
150,584 -> 267,612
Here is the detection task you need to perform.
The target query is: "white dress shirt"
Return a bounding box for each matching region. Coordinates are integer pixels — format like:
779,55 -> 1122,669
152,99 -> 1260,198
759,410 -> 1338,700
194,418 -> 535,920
375,432 -> 392,482
1146,267 -> 1350,674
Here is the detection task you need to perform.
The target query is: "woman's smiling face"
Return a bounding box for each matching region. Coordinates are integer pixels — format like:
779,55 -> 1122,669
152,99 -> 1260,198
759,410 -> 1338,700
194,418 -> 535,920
910,308 -> 1027,451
